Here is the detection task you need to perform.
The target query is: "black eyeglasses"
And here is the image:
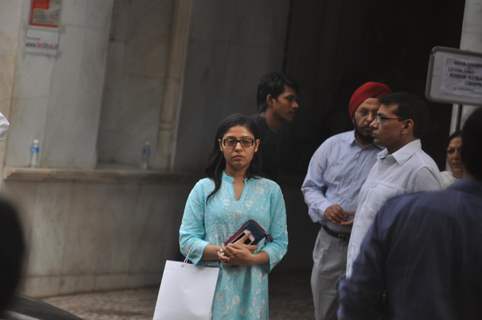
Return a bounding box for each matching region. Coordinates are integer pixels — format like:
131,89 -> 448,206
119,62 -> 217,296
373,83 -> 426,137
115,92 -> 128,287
375,114 -> 402,124
221,136 -> 255,148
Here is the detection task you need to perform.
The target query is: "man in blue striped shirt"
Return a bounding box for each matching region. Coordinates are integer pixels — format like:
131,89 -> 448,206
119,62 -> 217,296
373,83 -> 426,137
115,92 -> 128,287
302,82 -> 391,320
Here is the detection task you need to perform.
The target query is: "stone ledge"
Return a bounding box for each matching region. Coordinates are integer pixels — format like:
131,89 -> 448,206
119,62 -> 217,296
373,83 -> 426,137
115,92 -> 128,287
22,272 -> 162,298
3,167 -> 201,185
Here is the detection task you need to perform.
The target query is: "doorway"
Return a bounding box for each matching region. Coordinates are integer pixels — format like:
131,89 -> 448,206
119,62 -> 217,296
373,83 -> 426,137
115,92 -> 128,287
282,0 -> 466,172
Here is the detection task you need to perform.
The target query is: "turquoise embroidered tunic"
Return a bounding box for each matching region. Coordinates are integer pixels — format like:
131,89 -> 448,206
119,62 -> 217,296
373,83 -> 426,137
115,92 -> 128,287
179,172 -> 288,320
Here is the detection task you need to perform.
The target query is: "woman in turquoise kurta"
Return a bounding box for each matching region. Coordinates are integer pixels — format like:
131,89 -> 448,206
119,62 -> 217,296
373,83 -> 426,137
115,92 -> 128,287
179,114 -> 288,320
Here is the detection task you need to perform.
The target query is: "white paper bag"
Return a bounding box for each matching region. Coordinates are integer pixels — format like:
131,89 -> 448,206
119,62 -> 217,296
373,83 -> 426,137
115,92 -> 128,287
153,260 -> 220,320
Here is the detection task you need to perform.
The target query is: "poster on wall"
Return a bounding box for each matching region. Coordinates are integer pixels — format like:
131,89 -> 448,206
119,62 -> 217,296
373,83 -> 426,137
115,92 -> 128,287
25,0 -> 62,57
29,0 -> 62,28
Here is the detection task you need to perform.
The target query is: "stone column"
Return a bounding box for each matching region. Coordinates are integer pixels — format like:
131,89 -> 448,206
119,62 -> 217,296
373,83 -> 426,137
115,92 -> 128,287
155,0 -> 193,169
0,1 -> 23,172
4,0 -> 114,169
450,0 -> 482,132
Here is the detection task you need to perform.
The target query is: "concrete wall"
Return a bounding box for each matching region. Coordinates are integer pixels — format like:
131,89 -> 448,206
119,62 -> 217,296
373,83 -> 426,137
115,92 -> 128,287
97,0 -> 175,167
174,0 -> 291,172
4,174 -> 194,297
278,179 -> 318,272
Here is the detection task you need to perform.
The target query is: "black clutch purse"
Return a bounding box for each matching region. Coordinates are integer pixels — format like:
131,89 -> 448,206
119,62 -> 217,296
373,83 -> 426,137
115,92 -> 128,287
224,219 -> 273,245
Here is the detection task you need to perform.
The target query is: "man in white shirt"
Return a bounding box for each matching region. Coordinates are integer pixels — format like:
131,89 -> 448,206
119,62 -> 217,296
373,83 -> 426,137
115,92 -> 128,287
346,92 -> 443,276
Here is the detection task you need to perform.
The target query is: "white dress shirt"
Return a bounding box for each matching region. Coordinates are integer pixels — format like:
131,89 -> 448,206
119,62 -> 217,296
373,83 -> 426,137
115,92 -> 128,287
440,170 -> 458,188
346,139 -> 443,276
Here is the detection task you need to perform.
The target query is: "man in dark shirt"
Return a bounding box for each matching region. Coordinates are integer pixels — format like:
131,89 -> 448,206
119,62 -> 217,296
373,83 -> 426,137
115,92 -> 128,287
254,72 -> 300,180
338,107 -> 482,320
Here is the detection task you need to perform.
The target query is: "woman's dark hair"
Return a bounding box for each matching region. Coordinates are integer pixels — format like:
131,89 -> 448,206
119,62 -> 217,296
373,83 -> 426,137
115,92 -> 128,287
205,114 -> 262,200
447,130 -> 462,147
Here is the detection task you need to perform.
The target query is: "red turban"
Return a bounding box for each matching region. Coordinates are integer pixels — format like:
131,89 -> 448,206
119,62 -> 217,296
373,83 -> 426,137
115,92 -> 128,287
348,82 -> 391,119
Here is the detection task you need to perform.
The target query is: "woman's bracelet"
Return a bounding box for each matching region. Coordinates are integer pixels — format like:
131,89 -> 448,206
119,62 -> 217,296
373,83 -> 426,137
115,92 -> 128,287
217,247 -> 224,261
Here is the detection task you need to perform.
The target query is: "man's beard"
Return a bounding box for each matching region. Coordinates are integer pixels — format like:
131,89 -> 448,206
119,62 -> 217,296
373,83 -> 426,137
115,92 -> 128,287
355,125 -> 374,143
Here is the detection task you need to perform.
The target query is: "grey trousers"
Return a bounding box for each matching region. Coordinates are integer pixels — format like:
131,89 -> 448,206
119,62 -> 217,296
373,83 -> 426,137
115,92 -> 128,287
311,227 -> 348,320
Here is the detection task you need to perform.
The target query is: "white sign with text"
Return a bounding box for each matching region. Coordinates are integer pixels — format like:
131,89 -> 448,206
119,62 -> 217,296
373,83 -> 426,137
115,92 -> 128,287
426,47 -> 482,106
25,27 -> 60,57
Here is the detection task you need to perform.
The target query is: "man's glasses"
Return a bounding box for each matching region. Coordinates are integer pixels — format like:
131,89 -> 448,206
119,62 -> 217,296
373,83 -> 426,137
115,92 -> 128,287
375,114 -> 402,124
221,136 -> 255,148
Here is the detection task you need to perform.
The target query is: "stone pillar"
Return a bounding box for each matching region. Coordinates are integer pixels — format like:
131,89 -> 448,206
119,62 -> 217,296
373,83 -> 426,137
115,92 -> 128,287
5,0 -> 114,169
450,0 -> 482,132
0,1 -> 23,171
155,0 -> 193,169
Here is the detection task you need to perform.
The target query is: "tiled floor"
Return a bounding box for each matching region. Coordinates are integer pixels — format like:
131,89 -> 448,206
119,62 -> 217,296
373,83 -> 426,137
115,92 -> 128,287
42,271 -> 314,320
270,271 -> 314,320
43,289 -> 156,320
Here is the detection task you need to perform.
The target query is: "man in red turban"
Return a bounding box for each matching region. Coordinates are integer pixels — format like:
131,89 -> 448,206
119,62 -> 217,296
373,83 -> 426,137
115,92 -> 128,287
302,81 -> 391,320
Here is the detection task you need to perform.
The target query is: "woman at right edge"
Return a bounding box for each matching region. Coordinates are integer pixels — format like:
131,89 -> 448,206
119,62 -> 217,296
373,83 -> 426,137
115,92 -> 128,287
440,130 -> 464,188
179,114 -> 288,319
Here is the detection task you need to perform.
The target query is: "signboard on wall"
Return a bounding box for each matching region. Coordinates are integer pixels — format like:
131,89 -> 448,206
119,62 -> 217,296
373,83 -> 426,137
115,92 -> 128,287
25,27 -> 60,57
29,0 -> 62,28
426,46 -> 482,106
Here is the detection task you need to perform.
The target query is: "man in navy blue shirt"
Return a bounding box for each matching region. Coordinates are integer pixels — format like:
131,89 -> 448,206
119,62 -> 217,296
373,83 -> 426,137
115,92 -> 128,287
338,107 -> 482,320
